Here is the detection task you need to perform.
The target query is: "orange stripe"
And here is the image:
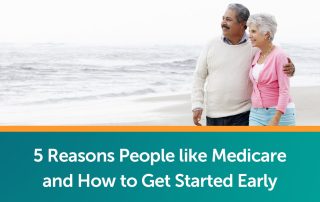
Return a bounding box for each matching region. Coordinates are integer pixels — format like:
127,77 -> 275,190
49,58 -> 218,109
0,126 -> 320,132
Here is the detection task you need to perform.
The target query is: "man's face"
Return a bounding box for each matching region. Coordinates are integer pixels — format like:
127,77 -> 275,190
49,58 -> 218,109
221,9 -> 244,38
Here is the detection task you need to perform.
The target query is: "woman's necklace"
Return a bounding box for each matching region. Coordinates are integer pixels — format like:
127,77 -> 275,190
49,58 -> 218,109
259,44 -> 274,62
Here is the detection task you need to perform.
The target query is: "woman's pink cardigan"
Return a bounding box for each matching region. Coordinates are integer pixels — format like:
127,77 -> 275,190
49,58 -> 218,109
249,47 -> 292,113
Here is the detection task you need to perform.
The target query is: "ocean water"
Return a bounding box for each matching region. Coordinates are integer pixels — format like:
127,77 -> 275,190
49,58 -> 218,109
0,44 -> 199,107
0,43 -> 319,124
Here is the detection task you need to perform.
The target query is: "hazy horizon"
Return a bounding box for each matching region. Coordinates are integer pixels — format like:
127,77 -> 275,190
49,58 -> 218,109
1,0 -> 319,45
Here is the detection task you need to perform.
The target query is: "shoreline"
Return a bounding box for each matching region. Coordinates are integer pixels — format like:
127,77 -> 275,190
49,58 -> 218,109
0,86 -> 318,125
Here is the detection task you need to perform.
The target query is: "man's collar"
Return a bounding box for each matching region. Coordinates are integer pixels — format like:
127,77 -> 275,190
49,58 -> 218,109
222,32 -> 248,45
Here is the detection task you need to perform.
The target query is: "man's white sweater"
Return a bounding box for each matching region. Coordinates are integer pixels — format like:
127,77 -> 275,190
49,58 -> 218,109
192,37 -> 255,118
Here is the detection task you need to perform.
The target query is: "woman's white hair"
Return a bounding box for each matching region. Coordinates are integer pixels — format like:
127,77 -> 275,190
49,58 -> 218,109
247,13 -> 277,41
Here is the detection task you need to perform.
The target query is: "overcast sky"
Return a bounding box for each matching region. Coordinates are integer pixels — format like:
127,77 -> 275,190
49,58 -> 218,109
0,0 -> 318,45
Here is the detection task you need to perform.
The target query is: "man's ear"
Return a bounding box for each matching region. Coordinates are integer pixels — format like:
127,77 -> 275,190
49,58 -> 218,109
240,21 -> 247,30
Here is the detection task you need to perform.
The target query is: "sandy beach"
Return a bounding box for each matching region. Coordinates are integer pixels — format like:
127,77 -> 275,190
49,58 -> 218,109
0,86 -> 318,125
131,86 -> 320,126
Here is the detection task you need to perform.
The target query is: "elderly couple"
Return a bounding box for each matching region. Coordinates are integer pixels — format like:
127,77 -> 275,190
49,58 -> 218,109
191,3 -> 296,126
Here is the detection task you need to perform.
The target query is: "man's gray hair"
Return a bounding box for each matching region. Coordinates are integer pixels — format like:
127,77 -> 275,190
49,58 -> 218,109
247,13 -> 278,41
227,3 -> 250,23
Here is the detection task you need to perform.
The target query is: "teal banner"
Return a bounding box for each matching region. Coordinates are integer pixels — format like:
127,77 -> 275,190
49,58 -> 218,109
1,132 -> 319,202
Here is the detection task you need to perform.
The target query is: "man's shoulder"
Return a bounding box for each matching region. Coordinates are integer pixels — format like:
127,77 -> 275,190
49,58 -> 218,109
251,47 -> 260,55
204,37 -> 222,48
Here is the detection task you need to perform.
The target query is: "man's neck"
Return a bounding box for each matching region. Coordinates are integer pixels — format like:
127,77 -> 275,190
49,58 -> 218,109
225,32 -> 246,45
228,36 -> 244,45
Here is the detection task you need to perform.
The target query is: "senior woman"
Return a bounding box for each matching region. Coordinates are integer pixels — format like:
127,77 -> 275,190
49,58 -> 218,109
247,14 -> 296,126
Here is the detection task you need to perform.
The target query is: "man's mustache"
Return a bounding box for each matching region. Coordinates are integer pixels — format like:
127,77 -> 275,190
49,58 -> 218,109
221,25 -> 230,29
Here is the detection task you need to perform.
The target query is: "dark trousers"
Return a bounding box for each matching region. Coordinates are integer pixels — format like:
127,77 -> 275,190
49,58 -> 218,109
206,111 -> 250,126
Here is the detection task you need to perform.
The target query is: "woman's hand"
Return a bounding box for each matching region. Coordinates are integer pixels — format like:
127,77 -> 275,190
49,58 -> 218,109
269,117 -> 280,126
269,110 -> 282,126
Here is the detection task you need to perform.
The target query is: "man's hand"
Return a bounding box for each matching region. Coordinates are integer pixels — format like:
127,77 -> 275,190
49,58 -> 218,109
192,109 -> 203,126
283,58 -> 295,77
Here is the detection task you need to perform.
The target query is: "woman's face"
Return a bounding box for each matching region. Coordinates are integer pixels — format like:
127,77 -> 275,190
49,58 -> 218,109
248,24 -> 267,48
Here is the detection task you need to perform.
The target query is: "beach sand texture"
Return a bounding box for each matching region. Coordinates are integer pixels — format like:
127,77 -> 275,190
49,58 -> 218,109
131,86 -> 320,126
0,87 -> 318,125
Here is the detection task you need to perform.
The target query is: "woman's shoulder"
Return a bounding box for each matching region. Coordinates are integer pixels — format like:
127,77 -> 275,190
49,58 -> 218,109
273,46 -> 288,58
270,46 -> 289,65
